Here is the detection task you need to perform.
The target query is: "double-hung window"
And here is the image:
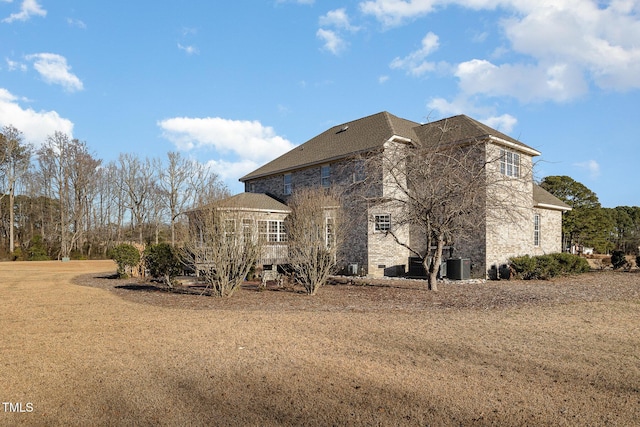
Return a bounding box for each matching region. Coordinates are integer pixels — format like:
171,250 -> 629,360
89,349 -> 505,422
374,214 -> 391,232
500,148 -> 520,177
353,160 -> 366,183
533,214 -> 540,247
283,173 -> 292,195
321,164 -> 330,188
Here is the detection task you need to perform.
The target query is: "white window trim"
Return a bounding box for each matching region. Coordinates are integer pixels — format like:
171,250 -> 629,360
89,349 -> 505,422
374,214 -> 391,233
321,164 -> 330,188
500,148 -> 520,178
258,220 -> 287,243
325,217 -> 334,248
534,214 -> 540,247
283,173 -> 292,195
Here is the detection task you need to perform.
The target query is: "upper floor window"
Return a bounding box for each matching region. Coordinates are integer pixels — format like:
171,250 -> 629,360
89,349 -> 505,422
321,164 -> 330,188
283,173 -> 292,195
374,214 -> 391,232
353,160 -> 366,183
249,182 -> 256,193
534,214 -> 540,247
500,148 -> 520,177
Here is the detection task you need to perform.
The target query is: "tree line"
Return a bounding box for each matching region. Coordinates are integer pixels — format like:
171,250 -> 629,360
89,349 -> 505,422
0,125 -> 227,261
540,175 -> 640,255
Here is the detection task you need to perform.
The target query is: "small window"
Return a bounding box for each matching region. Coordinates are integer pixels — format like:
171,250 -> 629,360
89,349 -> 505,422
283,173 -> 292,195
249,182 -> 256,193
534,214 -> 540,247
374,214 -> 390,232
353,160 -> 365,183
321,164 -> 330,188
500,148 -> 520,177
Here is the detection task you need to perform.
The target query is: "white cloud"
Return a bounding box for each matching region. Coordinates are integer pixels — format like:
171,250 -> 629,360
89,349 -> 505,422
316,28 -> 347,55
364,0 -> 640,99
0,88 -> 74,146
427,96 -> 517,133
178,43 -> 199,55
26,53 -> 84,92
483,114 -> 517,134
360,0 -> 440,27
204,158 -> 260,185
2,0 -> 46,23
390,31 -> 439,76
157,116 -> 295,164
378,75 -> 389,83
6,58 -> 27,71
455,59 -> 588,102
574,159 -> 601,179
66,18 -> 86,29
319,8 -> 361,32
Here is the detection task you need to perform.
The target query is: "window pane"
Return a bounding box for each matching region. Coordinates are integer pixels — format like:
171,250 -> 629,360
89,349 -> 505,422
284,174 -> 292,195
375,214 -> 390,232
321,165 -> 330,187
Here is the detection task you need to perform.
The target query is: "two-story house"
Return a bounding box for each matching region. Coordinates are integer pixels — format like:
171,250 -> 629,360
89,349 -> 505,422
235,111 -> 569,278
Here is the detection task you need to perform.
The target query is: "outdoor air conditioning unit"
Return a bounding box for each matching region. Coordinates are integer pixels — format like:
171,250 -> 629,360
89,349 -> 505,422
348,263 -> 358,276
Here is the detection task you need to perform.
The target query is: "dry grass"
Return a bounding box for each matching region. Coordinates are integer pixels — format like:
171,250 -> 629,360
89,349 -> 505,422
1,260 -> 639,426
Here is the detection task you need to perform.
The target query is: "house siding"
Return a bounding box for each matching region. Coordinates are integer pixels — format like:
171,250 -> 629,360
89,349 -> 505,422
238,113 -> 566,280
485,143 -> 537,271
245,158 -> 385,275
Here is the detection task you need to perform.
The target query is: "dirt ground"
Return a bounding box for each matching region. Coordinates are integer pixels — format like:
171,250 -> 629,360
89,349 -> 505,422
1,260 -> 639,426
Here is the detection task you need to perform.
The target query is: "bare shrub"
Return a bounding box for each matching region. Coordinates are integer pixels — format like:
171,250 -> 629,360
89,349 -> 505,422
286,187 -> 343,295
183,207 -> 261,297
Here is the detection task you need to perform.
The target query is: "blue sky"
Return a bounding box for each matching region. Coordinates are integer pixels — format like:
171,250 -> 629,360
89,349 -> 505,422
1,0 -> 639,207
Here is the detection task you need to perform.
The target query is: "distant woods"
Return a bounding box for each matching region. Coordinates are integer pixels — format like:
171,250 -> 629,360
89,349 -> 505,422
0,125 -> 228,260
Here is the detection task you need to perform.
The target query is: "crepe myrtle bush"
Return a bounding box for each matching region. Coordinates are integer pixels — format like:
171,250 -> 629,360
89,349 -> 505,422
109,243 -> 141,278
509,253 -> 590,280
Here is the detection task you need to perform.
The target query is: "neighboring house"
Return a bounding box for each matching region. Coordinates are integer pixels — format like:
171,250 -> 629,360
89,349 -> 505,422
231,111 -> 569,278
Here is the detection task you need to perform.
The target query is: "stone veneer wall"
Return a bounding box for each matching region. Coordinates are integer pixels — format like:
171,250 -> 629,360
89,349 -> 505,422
530,207 -> 563,256
244,158 -> 380,275
484,143 -> 537,271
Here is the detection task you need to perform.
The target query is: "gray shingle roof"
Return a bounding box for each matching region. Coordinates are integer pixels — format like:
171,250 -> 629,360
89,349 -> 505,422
241,112 -> 541,182
240,111 -> 420,181
533,185 -> 571,211
215,192 -> 290,212
412,115 -> 539,154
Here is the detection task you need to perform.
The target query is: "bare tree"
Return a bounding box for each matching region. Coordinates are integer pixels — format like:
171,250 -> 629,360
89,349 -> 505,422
37,133 -> 100,258
183,207 -> 261,297
117,153 -> 156,245
157,152 -> 227,246
366,120 -> 526,290
285,187 -> 344,295
0,126 -> 32,256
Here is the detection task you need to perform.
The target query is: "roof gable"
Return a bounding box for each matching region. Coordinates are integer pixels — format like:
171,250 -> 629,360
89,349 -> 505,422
412,115 -> 540,155
240,111 -> 420,181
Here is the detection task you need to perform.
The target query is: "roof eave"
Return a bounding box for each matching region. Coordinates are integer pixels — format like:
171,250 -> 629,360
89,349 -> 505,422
534,202 -> 572,212
489,136 -> 541,157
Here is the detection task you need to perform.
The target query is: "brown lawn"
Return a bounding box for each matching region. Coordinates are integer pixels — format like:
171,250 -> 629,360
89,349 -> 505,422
1,260 -> 639,426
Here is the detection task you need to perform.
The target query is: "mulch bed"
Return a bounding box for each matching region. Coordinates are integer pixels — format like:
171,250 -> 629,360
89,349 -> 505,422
72,270 -> 640,313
